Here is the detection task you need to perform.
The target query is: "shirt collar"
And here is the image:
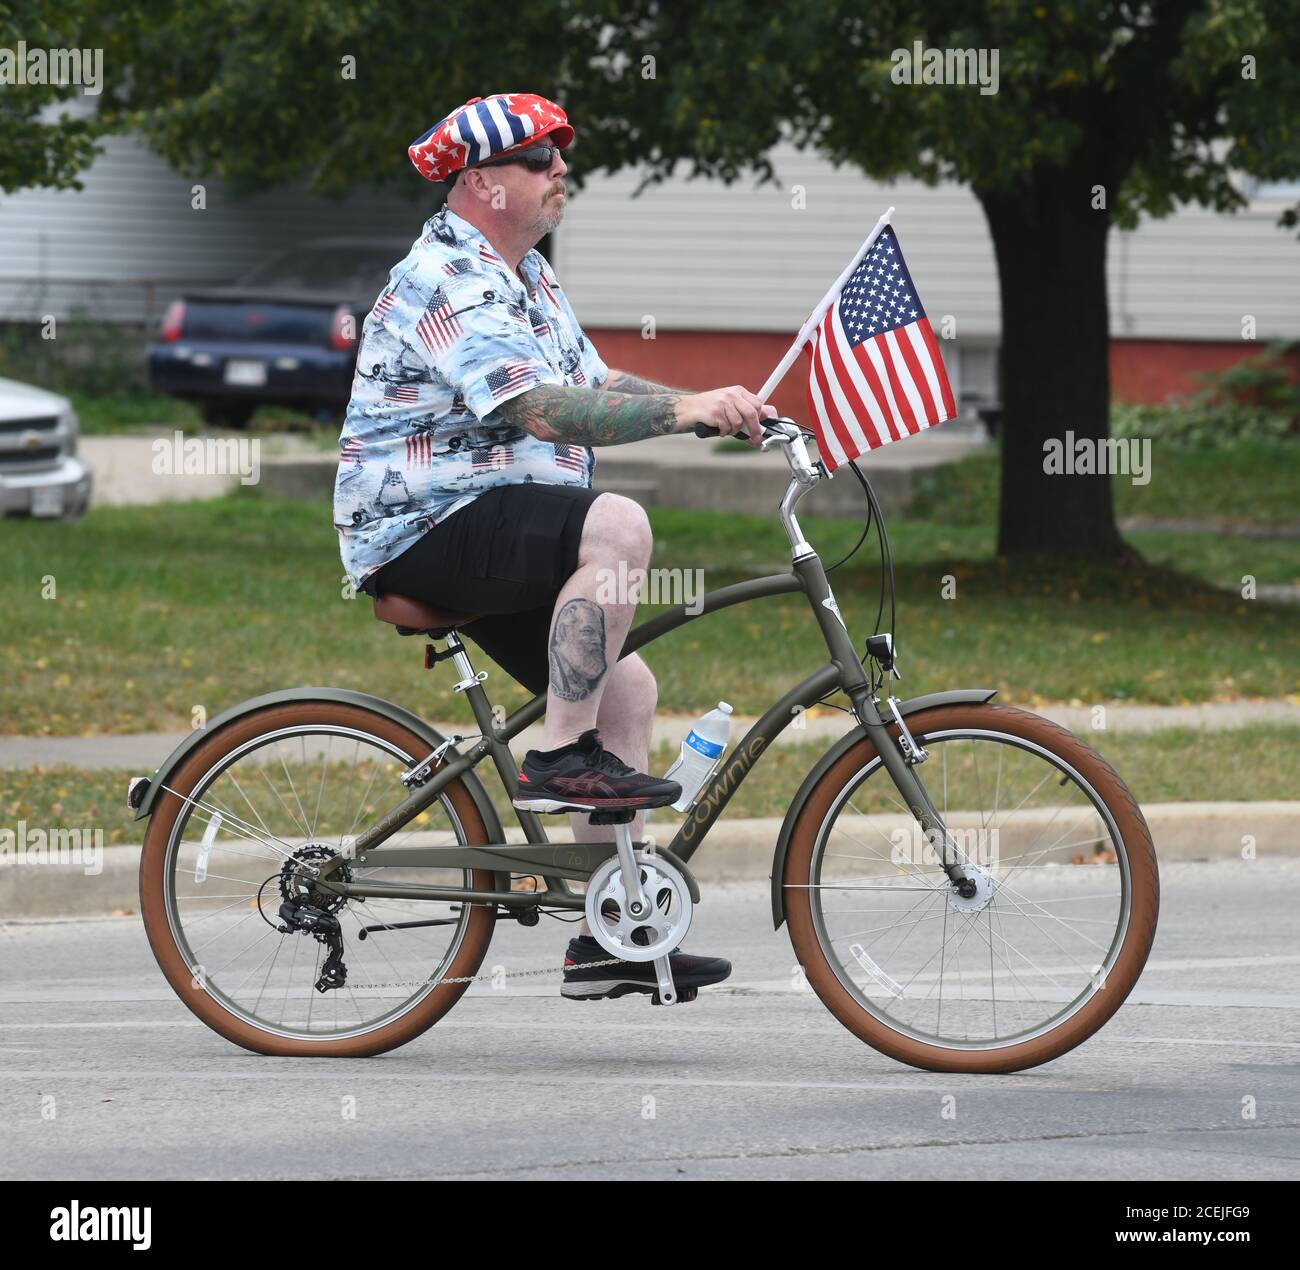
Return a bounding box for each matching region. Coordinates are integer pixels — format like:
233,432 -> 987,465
434,207 -> 544,293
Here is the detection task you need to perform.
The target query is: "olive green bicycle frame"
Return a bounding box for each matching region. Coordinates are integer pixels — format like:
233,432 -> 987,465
322,540 -> 975,914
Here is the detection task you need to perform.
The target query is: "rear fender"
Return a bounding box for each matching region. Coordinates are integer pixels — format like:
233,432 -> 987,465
128,687 -> 504,849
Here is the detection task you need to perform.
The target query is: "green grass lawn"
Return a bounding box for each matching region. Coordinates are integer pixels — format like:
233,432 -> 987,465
909,440 -> 1300,529
10,724 -> 1294,848
2,490 -> 1297,736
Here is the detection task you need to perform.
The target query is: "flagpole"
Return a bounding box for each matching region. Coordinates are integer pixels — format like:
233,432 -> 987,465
756,205 -> 895,403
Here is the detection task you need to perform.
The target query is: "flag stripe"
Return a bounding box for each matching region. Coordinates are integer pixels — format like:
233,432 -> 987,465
828,307 -> 888,449
848,324 -> 902,443
823,312 -> 882,452
815,329 -> 873,460
804,343 -> 849,471
920,321 -> 957,417
900,322 -> 942,422
863,338 -> 908,440
885,330 -> 926,433
811,329 -> 861,467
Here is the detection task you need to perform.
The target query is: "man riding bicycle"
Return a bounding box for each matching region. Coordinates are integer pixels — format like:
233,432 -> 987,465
333,92 -> 777,1001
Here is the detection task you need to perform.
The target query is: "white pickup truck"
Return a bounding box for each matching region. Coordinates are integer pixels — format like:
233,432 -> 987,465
0,377 -> 94,521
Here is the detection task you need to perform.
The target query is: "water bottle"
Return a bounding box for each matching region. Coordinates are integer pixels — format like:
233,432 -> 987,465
664,702 -> 733,812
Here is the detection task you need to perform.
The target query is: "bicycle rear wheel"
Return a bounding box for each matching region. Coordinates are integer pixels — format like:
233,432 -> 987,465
139,701 -> 499,1057
783,703 -> 1159,1073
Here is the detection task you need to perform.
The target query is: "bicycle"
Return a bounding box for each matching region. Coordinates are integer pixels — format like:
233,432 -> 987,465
131,418 -> 1159,1073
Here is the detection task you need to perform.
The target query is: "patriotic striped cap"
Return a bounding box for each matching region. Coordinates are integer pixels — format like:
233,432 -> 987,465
408,93 -> 574,183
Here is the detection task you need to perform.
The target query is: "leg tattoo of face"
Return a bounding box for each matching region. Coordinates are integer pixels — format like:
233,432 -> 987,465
549,598 -> 607,701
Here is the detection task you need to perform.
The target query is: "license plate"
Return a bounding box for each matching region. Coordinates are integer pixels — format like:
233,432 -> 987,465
31,484 -> 64,517
223,359 -> 267,386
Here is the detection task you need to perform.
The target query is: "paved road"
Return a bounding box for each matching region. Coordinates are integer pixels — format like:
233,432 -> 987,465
1,859 -> 1296,1180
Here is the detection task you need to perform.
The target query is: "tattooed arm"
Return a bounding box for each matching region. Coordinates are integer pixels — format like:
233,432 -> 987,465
497,383 -> 684,446
498,382 -> 775,447
603,368 -> 693,396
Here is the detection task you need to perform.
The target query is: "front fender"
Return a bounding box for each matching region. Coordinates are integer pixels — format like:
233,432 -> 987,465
770,688 -> 997,929
129,686 -> 504,848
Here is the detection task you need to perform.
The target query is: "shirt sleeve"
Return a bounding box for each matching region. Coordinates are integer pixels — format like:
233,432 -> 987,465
392,263 -> 562,421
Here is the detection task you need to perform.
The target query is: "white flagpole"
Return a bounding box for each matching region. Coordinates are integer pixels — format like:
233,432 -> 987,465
756,206 -> 895,404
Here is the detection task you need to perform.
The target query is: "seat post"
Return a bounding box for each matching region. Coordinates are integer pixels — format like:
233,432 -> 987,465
443,634 -> 499,736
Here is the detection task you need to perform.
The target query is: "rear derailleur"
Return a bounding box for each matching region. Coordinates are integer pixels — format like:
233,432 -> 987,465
276,846 -> 350,993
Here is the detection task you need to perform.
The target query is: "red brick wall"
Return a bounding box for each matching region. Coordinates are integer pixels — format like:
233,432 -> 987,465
1110,340 -> 1300,404
588,328 -> 812,418
588,328 -> 1300,411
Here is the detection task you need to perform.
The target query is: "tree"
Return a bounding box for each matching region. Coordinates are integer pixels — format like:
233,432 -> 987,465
26,0 -> 1300,555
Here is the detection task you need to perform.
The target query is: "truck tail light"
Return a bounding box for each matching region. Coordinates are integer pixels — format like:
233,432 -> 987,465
160,300 -> 186,342
330,306 -> 357,350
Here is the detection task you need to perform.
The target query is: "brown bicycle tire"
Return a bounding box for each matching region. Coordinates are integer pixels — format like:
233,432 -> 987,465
783,703 -> 1160,1074
139,701 -> 498,1057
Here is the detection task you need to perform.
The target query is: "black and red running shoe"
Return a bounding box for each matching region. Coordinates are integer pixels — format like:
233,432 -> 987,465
512,728 -> 681,812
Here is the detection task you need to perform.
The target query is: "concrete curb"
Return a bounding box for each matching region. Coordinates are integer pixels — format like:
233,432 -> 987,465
3,802 -> 1294,919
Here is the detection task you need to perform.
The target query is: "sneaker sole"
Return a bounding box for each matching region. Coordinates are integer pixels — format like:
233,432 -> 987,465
512,794 -> 676,813
561,979 -> 704,1003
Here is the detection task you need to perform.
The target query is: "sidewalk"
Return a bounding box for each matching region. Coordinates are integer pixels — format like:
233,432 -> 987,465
2,699 -> 1297,771
2,802 -> 1295,919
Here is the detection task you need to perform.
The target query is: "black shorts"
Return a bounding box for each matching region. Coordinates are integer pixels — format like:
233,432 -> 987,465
363,483 -> 605,695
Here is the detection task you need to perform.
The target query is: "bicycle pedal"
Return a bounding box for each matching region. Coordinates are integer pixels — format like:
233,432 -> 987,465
652,986 -> 697,1006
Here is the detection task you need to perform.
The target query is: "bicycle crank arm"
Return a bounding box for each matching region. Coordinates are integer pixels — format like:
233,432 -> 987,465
653,955 -> 677,1006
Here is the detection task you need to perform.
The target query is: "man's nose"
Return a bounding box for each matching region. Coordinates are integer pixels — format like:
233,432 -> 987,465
551,150 -> 568,178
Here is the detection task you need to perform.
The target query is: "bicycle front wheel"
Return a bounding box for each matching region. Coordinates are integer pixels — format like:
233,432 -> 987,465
783,703 -> 1159,1073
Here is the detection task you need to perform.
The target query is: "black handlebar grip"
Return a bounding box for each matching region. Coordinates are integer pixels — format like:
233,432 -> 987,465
692,424 -> 723,438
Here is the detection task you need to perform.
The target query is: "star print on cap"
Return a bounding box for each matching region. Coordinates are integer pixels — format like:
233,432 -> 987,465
408,92 -> 574,183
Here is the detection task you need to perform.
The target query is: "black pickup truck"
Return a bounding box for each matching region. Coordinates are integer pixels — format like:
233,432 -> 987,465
148,237 -> 410,427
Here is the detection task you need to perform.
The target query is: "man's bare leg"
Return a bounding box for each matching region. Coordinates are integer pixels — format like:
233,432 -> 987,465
540,492 -> 652,750
563,654 -> 657,937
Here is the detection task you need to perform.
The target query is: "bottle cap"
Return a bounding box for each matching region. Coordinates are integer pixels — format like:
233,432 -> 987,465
718,701 -> 732,713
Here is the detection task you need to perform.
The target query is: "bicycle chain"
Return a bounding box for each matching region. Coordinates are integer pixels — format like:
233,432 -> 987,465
349,956 -> 628,992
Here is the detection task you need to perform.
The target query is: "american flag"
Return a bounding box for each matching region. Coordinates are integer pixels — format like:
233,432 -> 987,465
479,243 -> 503,266
385,383 -> 419,402
553,442 -> 586,474
472,444 -> 514,471
804,225 -> 955,472
485,362 -> 538,401
569,365 -> 587,386
339,435 -> 363,464
528,305 -> 549,339
443,257 -> 476,276
372,291 -> 396,320
406,430 -> 434,468
415,288 -> 462,356
537,273 -> 559,307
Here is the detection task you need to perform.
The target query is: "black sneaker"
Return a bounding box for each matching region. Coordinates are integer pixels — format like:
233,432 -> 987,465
512,728 -> 681,813
561,935 -> 732,1002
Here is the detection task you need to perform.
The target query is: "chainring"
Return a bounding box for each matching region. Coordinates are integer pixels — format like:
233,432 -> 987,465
584,851 -> 692,963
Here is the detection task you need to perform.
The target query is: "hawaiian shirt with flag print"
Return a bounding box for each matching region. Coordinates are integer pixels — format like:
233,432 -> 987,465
333,205 -> 608,591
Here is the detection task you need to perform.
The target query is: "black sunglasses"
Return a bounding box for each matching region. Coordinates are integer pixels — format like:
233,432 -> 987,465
471,142 -> 565,173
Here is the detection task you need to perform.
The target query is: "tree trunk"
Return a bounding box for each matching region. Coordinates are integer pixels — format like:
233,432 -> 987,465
980,168 -> 1131,559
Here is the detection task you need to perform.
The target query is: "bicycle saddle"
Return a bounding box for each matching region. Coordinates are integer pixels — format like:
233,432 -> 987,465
372,592 -> 482,637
